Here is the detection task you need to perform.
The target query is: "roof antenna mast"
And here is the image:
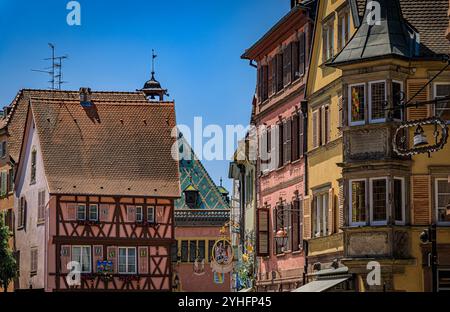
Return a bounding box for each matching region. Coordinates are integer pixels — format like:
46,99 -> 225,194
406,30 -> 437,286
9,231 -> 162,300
32,43 -> 68,90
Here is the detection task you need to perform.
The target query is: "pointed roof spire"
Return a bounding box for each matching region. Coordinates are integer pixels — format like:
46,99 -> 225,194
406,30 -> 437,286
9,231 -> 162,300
330,0 -> 420,66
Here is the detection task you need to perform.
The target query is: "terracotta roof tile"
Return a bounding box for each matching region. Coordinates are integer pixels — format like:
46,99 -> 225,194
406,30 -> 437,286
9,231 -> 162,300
13,90 -> 180,197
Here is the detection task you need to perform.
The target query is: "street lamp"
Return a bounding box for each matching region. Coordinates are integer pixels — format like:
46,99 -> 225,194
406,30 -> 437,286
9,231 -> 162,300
274,228 -> 288,250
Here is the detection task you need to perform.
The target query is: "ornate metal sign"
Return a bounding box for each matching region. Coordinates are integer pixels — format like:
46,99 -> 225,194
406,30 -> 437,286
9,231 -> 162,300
393,117 -> 449,156
210,238 -> 234,274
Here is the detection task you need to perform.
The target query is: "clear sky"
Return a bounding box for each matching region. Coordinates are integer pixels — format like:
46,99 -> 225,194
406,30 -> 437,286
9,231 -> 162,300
0,0 -> 289,192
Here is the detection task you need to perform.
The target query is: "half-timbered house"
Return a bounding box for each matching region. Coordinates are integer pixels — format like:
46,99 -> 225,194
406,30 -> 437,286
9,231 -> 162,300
11,86 -> 180,292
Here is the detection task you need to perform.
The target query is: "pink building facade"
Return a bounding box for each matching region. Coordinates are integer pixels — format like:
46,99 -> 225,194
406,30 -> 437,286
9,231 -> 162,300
241,1 -> 315,291
11,89 -> 180,291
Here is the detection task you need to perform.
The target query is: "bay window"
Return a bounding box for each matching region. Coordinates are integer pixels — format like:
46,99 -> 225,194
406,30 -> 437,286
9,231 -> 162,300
72,246 -> 91,273
392,81 -> 404,121
350,179 -> 366,226
370,178 -> 388,225
349,84 -> 365,125
118,247 -> 136,274
434,83 -> 450,122
435,179 -> 450,225
369,81 -> 387,123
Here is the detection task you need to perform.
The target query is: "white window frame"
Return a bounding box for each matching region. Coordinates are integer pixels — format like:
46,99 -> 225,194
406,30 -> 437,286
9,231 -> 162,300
314,192 -> 328,237
118,247 -> 137,274
71,245 -> 92,273
393,177 -> 406,225
136,206 -> 143,223
77,204 -> 86,221
349,179 -> 367,227
369,80 -> 387,124
369,177 -> 389,226
435,178 -> 450,226
147,206 -> 155,223
392,80 -> 404,121
348,83 -> 366,126
88,204 -> 98,221
433,82 -> 450,124
338,9 -> 350,50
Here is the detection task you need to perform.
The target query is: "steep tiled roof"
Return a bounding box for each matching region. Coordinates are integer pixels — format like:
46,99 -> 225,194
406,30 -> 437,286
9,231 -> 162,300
5,89 -> 149,162
356,0 -> 450,56
19,91 -> 180,197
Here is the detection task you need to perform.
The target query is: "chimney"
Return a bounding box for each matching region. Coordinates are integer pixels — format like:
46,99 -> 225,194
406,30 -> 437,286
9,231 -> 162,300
79,87 -> 92,107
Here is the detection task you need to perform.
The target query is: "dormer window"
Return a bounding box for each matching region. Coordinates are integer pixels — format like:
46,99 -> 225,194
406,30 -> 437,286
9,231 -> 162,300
184,187 -> 199,209
30,149 -> 37,184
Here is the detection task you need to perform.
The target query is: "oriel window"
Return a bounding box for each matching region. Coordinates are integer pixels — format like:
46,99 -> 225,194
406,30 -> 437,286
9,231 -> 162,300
369,81 -> 387,123
350,180 -> 366,225
349,84 -> 365,125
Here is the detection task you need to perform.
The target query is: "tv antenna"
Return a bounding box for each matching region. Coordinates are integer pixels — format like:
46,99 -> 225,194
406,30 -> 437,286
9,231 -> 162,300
32,43 -> 68,90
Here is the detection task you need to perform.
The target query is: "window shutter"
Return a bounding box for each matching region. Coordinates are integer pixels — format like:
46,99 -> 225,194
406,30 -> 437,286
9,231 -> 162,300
99,204 -> 110,222
328,188 -> 334,235
412,175 -> 431,225
285,119 -> 292,163
299,113 -> 304,156
338,182 -> 344,230
338,16 -> 343,51
312,110 -> 319,148
291,114 -> 299,161
292,41 -> 299,80
322,27 -> 328,62
1,172 -> 6,196
93,246 -> 103,273
260,130 -> 268,173
271,58 -> 277,95
262,65 -> 269,101
303,196 -> 311,240
299,32 -> 306,76
278,122 -> 284,168
283,44 -> 292,86
138,246 -> 149,274
256,209 -> 270,257
67,203 -> 77,221
407,80 -> 430,120
107,246 -> 118,273
277,54 -> 284,91
268,61 -> 273,96
325,106 -> 331,143
270,126 -> 277,171
338,95 -> 343,135
257,66 -> 262,102
60,245 -> 71,273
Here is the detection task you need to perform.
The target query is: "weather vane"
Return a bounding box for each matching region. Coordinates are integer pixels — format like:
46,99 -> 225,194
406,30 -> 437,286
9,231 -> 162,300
151,49 -> 157,78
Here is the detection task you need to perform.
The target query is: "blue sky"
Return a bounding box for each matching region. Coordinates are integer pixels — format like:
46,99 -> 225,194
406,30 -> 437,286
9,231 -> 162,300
0,0 -> 289,192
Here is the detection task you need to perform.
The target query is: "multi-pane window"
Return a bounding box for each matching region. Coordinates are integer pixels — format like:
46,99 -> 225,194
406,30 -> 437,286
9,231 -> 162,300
312,105 -> 331,148
181,240 -> 189,262
118,247 -> 136,274
89,204 -> 98,221
434,83 -> 450,121
313,193 -> 328,237
30,248 -> 38,275
0,171 -> 7,197
349,84 -> 365,125
208,240 -> 216,261
370,178 -> 388,225
350,180 -> 366,226
136,206 -> 143,222
72,246 -> 91,273
338,9 -> 350,51
30,149 -> 37,184
147,206 -> 155,223
436,179 -> 450,225
37,190 -> 45,223
180,240 -> 207,263
369,81 -> 387,122
394,178 -> 405,224
393,81 -> 404,120
77,204 -> 86,221
322,19 -> 334,62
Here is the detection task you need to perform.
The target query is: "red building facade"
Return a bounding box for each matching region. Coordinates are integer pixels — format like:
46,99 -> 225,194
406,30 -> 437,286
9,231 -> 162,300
242,0 -> 316,291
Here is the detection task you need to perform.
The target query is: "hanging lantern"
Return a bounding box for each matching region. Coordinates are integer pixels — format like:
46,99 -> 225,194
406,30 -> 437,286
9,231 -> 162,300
413,125 -> 428,147
275,228 -> 288,249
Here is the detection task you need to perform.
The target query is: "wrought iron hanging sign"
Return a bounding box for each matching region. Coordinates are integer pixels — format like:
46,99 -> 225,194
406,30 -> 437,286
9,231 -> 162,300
393,117 -> 449,157
210,238 -> 234,274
